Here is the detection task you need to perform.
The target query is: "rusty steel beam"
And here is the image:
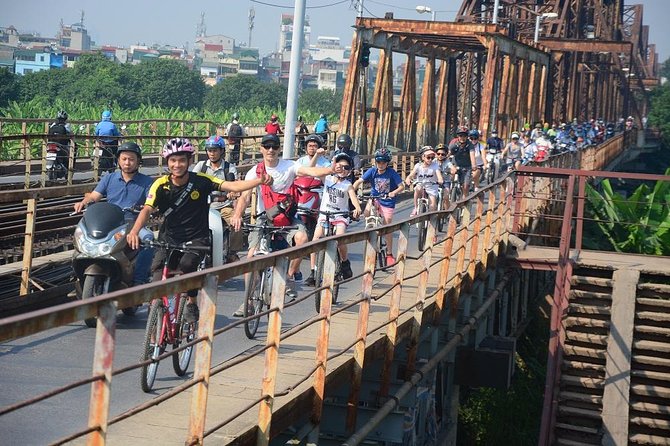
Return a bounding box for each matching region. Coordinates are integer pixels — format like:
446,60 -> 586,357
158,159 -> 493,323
539,39 -> 632,54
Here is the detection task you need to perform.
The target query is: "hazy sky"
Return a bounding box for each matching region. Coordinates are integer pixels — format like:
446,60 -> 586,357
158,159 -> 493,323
3,0 -> 669,62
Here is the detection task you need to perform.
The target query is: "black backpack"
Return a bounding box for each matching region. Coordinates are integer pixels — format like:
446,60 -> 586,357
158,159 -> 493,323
228,123 -> 243,138
199,160 -> 230,178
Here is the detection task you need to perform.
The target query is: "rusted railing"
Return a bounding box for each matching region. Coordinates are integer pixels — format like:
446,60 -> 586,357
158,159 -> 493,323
0,174 -> 516,445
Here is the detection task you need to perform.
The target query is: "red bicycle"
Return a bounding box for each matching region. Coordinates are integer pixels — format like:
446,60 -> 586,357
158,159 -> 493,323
139,240 -> 210,393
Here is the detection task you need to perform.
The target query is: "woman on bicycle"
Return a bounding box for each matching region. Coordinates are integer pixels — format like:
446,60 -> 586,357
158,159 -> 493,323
352,147 -> 405,266
405,146 -> 443,216
502,132 -> 524,170
304,153 -> 362,286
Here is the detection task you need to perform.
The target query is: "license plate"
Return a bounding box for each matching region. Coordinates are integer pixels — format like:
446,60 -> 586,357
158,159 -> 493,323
46,152 -> 57,161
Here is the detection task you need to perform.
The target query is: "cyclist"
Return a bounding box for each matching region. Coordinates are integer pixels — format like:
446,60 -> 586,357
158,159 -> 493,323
521,132 -> 537,163
352,147 -> 405,266
502,132 -> 524,170
435,144 -> 452,208
73,142 -> 154,286
230,134 -> 340,316
304,153 -> 362,286
265,113 -> 283,135
94,110 -> 121,156
486,129 -> 504,154
333,133 -> 361,183
126,138 -> 272,323
226,112 -> 244,165
469,129 -> 487,191
405,146 -> 443,216
192,135 -> 242,263
447,126 -> 476,196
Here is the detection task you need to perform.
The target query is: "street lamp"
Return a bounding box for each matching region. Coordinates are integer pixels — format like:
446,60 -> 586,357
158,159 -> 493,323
416,5 -> 436,21
534,12 -> 558,43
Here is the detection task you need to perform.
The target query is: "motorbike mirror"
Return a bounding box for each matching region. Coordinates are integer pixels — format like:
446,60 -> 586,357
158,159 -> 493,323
225,172 -> 236,182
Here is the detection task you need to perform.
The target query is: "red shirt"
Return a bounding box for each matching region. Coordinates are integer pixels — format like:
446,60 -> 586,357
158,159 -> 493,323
265,121 -> 282,135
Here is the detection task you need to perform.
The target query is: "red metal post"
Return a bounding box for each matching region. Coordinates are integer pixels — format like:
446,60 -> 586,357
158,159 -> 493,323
574,175 -> 586,252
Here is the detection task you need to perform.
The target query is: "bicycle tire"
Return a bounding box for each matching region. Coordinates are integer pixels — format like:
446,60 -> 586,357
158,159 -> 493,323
332,255 -> 341,306
437,190 -> 445,233
418,200 -> 428,252
487,164 -> 495,184
378,235 -> 387,270
81,275 -> 105,328
244,271 -> 263,339
315,250 -> 325,313
172,296 -> 195,377
450,185 -> 462,226
140,299 -> 164,393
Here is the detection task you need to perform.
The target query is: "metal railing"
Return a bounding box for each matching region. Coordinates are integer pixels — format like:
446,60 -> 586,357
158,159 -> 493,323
0,174 -> 516,445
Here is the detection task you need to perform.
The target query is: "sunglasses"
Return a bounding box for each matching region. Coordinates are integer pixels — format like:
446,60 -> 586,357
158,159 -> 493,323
338,164 -> 352,171
425,155 -> 435,160
469,136 -> 478,140
437,152 -> 446,156
262,145 -> 279,150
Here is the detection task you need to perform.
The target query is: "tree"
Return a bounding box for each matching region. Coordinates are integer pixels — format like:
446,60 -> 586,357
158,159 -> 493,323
0,68 -> 19,107
648,84 -> 670,146
659,57 -> 670,81
298,88 -> 343,119
130,58 -> 206,110
204,75 -> 287,112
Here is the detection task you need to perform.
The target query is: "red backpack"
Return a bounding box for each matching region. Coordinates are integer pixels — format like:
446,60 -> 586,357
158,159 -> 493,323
255,162 -> 299,226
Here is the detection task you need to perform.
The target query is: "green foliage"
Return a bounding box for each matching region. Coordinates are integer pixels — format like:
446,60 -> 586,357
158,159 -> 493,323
583,172 -> 670,255
204,75 -> 287,113
0,68 -> 19,107
130,58 -> 206,109
298,88 -> 343,120
648,84 -> 670,146
659,57 -> 670,81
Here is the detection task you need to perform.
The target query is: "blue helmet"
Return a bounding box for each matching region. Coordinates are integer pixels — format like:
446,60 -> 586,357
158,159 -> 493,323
374,147 -> 391,162
102,110 -> 112,121
205,135 -> 226,150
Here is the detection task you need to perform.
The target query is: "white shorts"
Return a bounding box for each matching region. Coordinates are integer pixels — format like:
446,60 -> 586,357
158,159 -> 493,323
416,182 -> 439,197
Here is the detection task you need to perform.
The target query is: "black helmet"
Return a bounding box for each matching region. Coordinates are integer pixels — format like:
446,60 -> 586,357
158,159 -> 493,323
261,134 -> 280,147
116,142 -> 142,159
333,152 -> 353,166
336,133 -> 353,149
57,110 -> 68,121
304,134 -> 324,148
297,115 -> 304,122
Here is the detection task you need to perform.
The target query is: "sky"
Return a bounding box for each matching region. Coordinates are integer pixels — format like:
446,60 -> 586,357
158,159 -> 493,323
3,0 -> 669,63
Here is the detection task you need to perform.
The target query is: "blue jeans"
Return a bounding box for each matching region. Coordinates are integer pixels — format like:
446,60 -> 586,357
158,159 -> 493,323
133,227 -> 154,286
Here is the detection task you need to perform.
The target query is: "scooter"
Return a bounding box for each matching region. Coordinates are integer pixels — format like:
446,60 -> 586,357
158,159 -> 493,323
294,176 -> 323,240
72,202 -> 146,327
45,141 -> 70,180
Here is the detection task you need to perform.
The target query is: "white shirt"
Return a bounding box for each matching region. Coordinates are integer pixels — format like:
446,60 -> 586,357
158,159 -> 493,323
245,158 -> 299,214
412,161 -> 440,186
320,175 -> 351,214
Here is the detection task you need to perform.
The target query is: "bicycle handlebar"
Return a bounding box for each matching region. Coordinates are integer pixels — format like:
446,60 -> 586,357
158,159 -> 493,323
142,240 -> 210,253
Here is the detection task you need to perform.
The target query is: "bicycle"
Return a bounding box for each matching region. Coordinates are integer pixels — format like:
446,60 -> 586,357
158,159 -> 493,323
312,209 -> 353,313
436,183 -> 447,233
360,193 -> 389,271
242,216 -> 298,339
410,183 -> 431,252
139,240 -> 210,393
450,167 -> 468,225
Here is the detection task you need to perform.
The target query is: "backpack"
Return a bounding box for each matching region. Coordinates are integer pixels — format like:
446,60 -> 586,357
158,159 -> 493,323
199,160 -> 229,178
255,162 -> 298,227
228,122 -> 243,139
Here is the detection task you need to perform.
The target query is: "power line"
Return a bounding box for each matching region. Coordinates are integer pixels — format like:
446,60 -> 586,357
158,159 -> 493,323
366,0 -> 457,13
249,0 -> 349,9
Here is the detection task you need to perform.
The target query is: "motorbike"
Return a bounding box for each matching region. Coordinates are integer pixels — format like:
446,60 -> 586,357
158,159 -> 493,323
294,176 -> 323,240
485,151 -> 500,184
72,202 -> 145,327
45,141 -> 70,180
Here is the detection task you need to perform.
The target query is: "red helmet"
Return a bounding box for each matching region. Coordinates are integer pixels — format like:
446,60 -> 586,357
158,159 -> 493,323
271,114 -> 278,122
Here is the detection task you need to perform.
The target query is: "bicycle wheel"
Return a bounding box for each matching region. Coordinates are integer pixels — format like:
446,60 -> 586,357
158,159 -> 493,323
315,250 -> 325,313
332,254 -> 341,305
140,299 -> 164,392
377,235 -> 388,270
450,185 -> 462,225
244,271 -> 264,339
417,200 -> 428,252
172,296 -> 195,377
437,190 -> 445,233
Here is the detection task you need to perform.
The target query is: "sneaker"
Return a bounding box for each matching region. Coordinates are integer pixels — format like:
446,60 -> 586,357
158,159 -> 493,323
409,209 -> 417,217
232,302 -> 245,318
289,271 -> 303,283
184,303 -> 199,323
304,270 -> 316,287
340,260 -> 353,280
285,288 -> 298,301
386,254 -> 396,266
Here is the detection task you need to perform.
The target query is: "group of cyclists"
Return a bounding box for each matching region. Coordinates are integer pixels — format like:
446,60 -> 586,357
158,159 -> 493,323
64,108 -> 628,323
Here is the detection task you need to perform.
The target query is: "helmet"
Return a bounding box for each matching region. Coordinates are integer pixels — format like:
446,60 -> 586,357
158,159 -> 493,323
304,134 -> 324,147
319,113 -> 326,119
297,115 -> 304,122
420,145 -> 435,155
270,114 -> 278,122
161,138 -> 194,159
336,133 -> 353,149
333,152 -> 353,167
490,129 -> 498,135
205,135 -> 226,150
261,133 -> 280,147
456,126 -> 469,136
102,110 -> 112,121
374,148 -> 391,162
116,142 -> 142,159
511,132 -> 520,139
232,112 -> 239,120
57,110 -> 68,121
468,129 -> 480,139
436,143 -> 447,150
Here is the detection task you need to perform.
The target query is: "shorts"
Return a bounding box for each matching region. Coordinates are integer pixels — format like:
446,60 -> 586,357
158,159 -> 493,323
455,168 -> 473,186
151,235 -> 209,298
318,214 -> 350,227
415,183 -> 439,197
248,217 -> 307,251
369,201 -> 394,220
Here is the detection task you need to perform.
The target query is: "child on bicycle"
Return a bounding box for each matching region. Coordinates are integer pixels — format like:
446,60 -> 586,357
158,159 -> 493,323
352,147 -> 405,266
304,153 -> 362,286
405,146 -> 444,216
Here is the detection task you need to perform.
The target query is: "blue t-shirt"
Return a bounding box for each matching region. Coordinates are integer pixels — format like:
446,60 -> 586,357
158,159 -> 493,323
94,120 -> 120,142
94,171 -> 154,220
361,167 -> 402,208
314,118 -> 328,133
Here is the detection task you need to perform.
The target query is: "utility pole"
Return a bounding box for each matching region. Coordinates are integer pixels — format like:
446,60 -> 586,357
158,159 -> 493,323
357,0 -> 364,18
282,0 -> 307,158
248,7 -> 255,47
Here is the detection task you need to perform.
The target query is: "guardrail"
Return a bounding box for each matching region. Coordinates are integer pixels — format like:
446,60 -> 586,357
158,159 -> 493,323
0,174 -> 515,445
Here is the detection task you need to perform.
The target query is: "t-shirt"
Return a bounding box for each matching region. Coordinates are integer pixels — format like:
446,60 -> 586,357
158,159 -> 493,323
412,161 -> 440,185
361,167 -> 402,208
244,159 -> 300,214
191,159 -> 238,209
448,141 -> 474,168
320,175 -> 351,214
94,171 -> 154,220
94,121 -> 120,143
145,172 -> 223,243
265,121 -> 282,135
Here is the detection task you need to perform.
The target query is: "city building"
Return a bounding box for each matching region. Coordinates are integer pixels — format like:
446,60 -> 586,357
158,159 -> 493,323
14,48 -> 63,75
57,19 -> 92,51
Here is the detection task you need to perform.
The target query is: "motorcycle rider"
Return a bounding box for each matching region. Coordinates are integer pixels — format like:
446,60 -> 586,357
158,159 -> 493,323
226,112 -> 244,165
94,110 -> 121,157
447,126 -> 477,195
265,113 -> 283,135
47,110 -> 74,176
126,138 -> 272,323
296,115 -> 310,155
314,113 -> 329,146
73,142 -> 155,286
333,133 -> 361,182
192,135 -> 242,263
